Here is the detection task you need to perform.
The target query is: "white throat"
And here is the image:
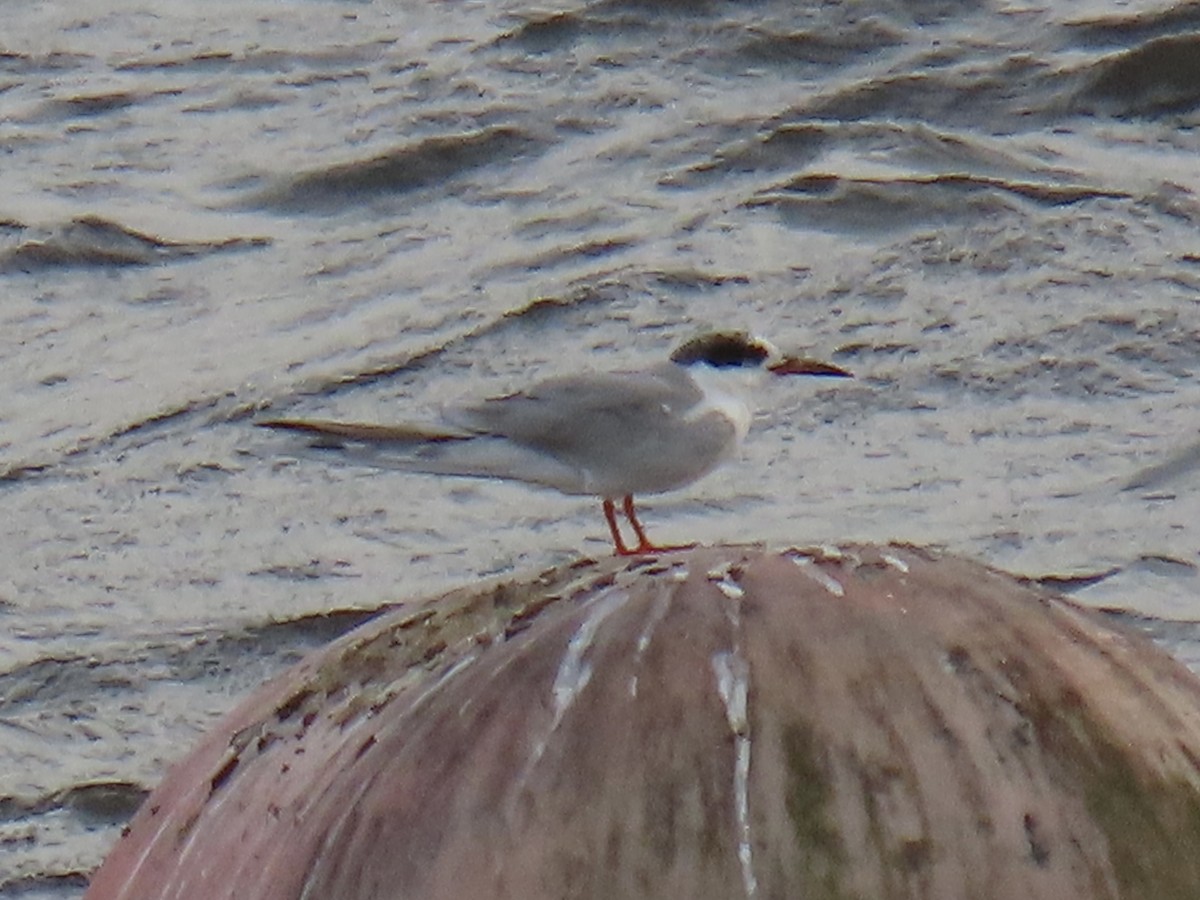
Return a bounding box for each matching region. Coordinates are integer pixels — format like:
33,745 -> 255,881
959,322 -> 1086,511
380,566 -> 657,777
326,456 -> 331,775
684,364 -> 756,442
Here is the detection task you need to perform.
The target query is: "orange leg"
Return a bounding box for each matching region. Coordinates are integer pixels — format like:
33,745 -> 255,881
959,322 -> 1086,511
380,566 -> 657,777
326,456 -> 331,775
601,495 -> 695,556
623,495 -> 655,553
602,497 -> 634,556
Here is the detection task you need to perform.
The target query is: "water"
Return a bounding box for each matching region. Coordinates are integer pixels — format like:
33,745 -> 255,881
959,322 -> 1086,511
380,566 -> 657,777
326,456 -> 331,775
3,0 -> 1200,893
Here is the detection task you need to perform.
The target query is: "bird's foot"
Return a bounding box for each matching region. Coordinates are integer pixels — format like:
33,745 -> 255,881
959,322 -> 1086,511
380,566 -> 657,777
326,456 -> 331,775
614,540 -> 697,558
604,496 -> 695,557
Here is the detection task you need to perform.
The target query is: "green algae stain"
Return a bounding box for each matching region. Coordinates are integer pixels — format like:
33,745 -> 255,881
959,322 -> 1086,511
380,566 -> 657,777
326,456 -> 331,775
1026,692 -> 1200,900
783,722 -> 851,899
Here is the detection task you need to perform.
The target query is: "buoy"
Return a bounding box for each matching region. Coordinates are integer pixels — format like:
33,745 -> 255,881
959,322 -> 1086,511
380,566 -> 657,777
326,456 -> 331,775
85,545 -> 1200,899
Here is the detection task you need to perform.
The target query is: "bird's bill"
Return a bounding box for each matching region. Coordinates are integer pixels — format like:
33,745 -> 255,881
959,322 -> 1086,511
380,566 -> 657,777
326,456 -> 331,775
767,357 -> 853,378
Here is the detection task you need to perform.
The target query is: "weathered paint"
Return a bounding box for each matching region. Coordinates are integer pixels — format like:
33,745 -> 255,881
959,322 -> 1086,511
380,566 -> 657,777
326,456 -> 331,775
85,545 -> 1200,900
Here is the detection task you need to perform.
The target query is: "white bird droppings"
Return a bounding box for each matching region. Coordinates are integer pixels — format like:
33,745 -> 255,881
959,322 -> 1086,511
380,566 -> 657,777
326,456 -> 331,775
629,589 -> 674,698
716,579 -> 745,600
790,556 -> 846,597
712,651 -> 749,735
706,562 -> 745,600
550,591 -> 629,724
522,590 -> 630,784
712,650 -> 756,897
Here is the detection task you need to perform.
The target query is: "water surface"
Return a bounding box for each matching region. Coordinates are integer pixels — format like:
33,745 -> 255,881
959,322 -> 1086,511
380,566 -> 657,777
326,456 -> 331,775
2,0 -> 1200,893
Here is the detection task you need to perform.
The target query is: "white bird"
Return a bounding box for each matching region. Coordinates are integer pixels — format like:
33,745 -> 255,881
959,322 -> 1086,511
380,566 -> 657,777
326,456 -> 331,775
259,331 -> 851,555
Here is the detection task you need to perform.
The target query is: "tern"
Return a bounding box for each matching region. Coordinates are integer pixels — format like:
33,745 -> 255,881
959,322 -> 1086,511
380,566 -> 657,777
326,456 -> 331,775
259,331 -> 851,555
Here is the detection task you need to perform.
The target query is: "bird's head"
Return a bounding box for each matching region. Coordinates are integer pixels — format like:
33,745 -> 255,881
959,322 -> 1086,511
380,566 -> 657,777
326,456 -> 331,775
669,330 -> 852,379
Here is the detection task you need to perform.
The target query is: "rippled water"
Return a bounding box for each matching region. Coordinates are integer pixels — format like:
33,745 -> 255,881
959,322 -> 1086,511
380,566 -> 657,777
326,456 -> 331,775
3,0 -> 1200,893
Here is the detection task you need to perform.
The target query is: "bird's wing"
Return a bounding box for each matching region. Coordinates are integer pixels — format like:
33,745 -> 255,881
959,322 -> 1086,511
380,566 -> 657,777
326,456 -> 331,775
257,418 -> 472,445
445,365 -> 703,456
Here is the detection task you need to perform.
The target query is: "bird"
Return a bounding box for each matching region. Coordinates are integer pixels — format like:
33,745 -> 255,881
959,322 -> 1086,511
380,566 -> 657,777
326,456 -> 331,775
259,331 -> 851,555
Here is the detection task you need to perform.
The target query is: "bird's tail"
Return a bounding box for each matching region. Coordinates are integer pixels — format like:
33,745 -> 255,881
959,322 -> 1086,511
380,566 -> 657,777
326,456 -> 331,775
257,417 -> 584,493
257,417 -> 479,474
258,418 -> 470,446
